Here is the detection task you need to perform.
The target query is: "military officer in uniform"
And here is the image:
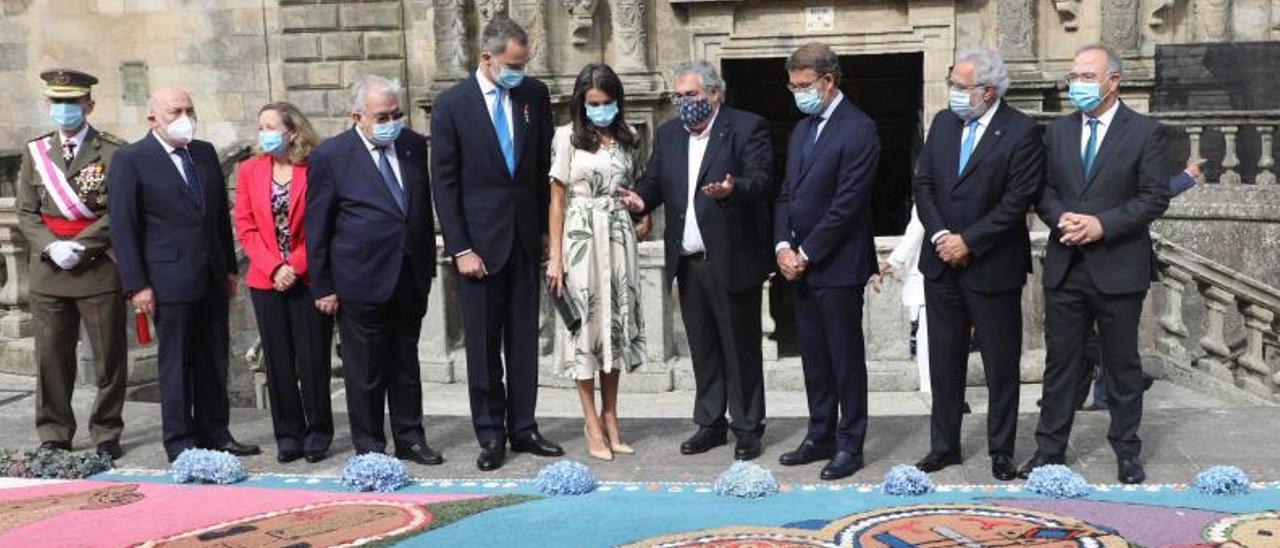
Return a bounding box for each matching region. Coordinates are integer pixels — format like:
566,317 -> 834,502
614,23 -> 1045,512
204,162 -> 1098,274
16,69 -> 129,459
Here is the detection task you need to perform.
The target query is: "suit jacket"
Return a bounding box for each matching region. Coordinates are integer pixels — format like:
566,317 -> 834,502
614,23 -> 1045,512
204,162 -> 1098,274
912,103 -> 1044,294
1037,102 -> 1172,295
305,127 -> 435,304
233,154 -> 310,290
108,132 -> 237,303
774,98 -> 880,288
634,106 -> 775,292
430,74 -> 553,273
17,125 -> 125,297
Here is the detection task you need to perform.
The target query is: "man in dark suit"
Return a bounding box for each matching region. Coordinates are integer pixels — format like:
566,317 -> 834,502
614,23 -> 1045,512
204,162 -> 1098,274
431,16 -> 563,471
306,75 -> 441,465
773,43 -> 880,480
1022,44 -> 1172,484
618,60 -> 774,461
108,87 -> 259,461
910,48 -> 1044,481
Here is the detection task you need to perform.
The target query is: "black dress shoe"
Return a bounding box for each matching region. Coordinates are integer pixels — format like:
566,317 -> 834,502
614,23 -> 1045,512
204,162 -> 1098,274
1118,458 -> 1146,484
734,435 -> 762,461
820,451 -> 863,481
39,440 -> 72,452
680,428 -> 728,455
216,439 -> 262,456
779,439 -> 835,466
305,449 -> 329,463
477,441 -> 506,471
991,454 -> 1018,481
96,440 -> 124,460
277,450 -> 303,464
510,432 -> 564,457
1016,453 -> 1065,479
915,452 -> 962,473
396,444 -> 444,466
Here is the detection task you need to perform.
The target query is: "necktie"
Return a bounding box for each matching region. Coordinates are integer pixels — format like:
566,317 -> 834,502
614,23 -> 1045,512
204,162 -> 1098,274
62,140 -> 76,163
1082,118 -> 1101,177
958,119 -> 979,175
492,87 -> 516,176
174,147 -> 204,210
375,146 -> 406,214
801,114 -> 823,163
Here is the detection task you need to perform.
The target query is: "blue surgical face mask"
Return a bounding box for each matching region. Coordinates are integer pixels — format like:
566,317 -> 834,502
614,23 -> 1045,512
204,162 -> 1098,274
496,66 -> 525,89
793,88 -> 823,115
1068,82 -> 1103,113
258,130 -> 285,155
50,103 -> 84,131
585,102 -> 618,128
948,88 -> 977,120
371,119 -> 402,145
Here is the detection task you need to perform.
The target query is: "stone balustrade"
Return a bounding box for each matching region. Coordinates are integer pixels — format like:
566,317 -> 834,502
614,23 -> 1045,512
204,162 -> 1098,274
1152,110 -> 1280,186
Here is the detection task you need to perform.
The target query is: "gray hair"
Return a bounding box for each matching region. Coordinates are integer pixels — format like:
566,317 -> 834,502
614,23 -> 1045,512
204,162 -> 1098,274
669,60 -> 726,96
955,47 -> 1010,98
785,42 -> 842,84
481,16 -> 528,55
1075,43 -> 1123,76
350,75 -> 402,113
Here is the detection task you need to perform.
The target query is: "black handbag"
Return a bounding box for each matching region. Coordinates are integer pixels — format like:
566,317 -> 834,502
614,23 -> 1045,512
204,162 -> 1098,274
551,287 -> 583,334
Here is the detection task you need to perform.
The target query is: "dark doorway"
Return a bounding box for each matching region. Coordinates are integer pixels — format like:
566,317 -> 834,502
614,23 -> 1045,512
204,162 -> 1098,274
722,52 -> 924,356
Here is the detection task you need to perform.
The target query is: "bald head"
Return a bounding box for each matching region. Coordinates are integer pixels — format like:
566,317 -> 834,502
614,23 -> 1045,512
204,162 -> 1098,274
148,87 -> 197,146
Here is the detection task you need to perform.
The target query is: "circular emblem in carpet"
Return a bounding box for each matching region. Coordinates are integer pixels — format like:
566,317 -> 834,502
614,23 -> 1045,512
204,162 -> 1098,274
627,504 -> 1130,547
1203,511 -> 1280,547
137,500 -> 431,547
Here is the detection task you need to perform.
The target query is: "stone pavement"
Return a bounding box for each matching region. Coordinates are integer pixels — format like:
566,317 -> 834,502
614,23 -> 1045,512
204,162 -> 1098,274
1,373 -> 1275,485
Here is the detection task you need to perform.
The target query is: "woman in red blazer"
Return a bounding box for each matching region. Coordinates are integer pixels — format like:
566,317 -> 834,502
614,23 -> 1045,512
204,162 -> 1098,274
234,102 -> 333,464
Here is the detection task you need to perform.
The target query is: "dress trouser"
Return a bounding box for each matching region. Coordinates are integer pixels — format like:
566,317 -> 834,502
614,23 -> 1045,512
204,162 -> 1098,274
249,284 -> 334,454
793,279 -> 867,454
155,284 -> 232,459
31,290 -> 128,446
338,260 -> 427,454
676,255 -> 765,437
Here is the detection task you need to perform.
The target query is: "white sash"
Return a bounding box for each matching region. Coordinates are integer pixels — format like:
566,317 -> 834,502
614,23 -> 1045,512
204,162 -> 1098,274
27,136 -> 97,221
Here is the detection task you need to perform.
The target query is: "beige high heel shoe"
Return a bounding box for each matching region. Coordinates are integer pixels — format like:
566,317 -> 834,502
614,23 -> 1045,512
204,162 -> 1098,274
584,423 -> 613,461
602,415 -> 635,455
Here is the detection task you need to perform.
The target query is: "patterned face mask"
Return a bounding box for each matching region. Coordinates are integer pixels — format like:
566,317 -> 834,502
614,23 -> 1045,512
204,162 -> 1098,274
678,97 -> 713,130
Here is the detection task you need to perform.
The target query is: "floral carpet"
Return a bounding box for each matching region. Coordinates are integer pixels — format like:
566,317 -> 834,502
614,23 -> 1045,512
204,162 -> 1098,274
1,469 -> 1278,547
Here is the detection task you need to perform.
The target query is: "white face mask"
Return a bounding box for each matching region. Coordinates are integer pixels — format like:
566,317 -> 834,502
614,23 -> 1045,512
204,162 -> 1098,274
166,115 -> 195,146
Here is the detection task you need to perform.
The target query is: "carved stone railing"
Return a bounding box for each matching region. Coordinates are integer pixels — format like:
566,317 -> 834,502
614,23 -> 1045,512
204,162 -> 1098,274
1150,235 -> 1280,404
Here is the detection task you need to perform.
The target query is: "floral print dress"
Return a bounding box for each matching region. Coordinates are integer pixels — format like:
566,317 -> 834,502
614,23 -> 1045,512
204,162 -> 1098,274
549,124 -> 646,380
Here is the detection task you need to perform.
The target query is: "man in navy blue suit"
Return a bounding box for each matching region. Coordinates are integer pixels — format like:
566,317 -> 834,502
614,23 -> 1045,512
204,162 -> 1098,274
773,43 -> 881,481
108,87 -> 259,461
910,48 -> 1044,482
305,75 -> 442,466
431,16 -> 563,471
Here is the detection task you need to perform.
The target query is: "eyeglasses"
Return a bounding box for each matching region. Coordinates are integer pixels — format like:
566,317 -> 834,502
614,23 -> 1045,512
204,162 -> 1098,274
945,78 -> 983,93
1065,72 -> 1115,84
369,110 -> 404,124
786,75 -> 829,93
669,91 -> 702,105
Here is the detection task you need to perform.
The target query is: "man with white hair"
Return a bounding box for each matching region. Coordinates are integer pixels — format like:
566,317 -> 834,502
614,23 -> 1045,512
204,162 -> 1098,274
911,47 -> 1044,481
305,75 -> 442,465
109,87 -> 259,461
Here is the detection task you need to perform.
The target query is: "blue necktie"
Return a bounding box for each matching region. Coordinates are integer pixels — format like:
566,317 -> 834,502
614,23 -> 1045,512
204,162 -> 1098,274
1082,118 -> 1100,177
957,119 -> 979,175
375,146 -> 406,214
175,147 -> 204,210
492,87 -> 515,176
801,114 -> 822,162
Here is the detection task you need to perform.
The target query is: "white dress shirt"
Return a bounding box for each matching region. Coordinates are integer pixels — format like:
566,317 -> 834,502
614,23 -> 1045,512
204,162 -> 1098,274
929,99 -> 1003,244
152,130 -> 191,183
476,68 -> 514,143
681,109 -> 719,255
356,128 -> 403,189
1080,99 -> 1120,158
58,124 -> 90,159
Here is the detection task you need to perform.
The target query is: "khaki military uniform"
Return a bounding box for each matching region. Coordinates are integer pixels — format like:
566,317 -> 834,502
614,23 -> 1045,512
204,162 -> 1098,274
16,125 -> 129,447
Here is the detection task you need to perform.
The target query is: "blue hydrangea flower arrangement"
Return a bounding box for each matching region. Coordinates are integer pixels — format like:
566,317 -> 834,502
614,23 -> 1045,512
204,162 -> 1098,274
881,464 -> 935,496
1025,464 -> 1091,498
341,453 -> 410,492
170,449 -> 246,485
536,460 -> 598,495
712,461 -> 779,499
1192,465 -> 1251,496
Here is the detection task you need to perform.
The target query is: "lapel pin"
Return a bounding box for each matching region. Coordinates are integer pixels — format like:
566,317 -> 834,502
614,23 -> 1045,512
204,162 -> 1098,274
523,104 -> 531,124
994,129 -> 1002,137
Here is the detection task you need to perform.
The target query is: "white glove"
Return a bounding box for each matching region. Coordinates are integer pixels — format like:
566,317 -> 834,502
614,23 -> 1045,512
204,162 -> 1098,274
45,241 -> 86,270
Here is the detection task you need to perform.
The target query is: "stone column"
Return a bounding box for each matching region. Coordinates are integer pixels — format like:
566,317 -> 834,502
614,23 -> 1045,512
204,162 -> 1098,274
608,0 -> 649,73
433,0 -> 470,82
1194,0 -> 1232,42
997,0 -> 1035,63
1101,0 -> 1140,55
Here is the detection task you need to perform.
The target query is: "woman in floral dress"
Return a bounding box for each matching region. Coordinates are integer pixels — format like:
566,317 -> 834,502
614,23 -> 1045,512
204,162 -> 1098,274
545,64 -> 647,461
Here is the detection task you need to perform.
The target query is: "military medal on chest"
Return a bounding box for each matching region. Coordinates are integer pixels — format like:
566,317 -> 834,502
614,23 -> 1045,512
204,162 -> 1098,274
74,162 -> 107,208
